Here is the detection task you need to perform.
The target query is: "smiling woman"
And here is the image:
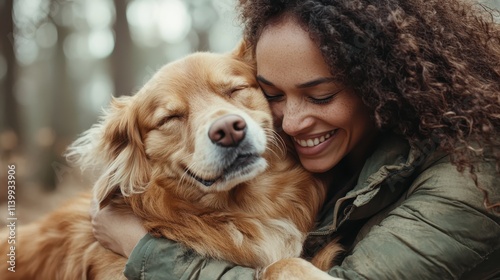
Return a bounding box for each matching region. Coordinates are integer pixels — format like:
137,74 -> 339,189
255,17 -> 378,173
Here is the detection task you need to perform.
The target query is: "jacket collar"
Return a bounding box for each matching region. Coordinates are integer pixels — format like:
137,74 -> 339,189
313,132 -> 442,233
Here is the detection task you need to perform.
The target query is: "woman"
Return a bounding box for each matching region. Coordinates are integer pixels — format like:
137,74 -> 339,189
91,0 -> 500,278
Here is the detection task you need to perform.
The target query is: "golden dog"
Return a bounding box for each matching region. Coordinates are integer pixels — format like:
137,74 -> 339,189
0,42 -> 342,279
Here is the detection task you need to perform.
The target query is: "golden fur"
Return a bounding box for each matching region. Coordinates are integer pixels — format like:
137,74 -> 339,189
0,42 -> 341,279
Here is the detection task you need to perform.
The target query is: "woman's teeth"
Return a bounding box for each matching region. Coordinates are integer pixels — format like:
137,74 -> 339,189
293,130 -> 336,147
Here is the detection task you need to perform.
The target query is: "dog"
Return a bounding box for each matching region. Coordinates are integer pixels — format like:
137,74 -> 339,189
0,41 -> 342,279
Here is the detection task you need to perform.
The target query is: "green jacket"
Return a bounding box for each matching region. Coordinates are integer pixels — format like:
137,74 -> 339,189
124,134 -> 500,280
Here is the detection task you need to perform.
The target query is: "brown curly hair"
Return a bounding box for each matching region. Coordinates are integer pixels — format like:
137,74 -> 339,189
238,0 -> 500,211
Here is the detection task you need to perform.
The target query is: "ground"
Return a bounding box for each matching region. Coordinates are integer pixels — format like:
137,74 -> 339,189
0,154 -> 92,227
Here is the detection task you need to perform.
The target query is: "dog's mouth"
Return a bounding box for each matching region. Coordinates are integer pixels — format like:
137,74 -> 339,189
186,153 -> 261,187
186,170 -> 219,187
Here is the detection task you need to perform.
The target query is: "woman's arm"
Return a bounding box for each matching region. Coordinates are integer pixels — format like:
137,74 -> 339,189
124,234 -> 256,280
90,201 -> 257,280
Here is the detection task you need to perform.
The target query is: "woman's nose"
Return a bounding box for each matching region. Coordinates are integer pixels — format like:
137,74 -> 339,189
281,100 -> 310,136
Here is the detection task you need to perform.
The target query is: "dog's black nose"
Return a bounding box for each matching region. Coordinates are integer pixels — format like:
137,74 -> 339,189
208,114 -> 247,147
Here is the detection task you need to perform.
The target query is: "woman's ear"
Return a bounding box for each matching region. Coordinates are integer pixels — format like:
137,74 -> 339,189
66,96 -> 151,208
232,38 -> 254,64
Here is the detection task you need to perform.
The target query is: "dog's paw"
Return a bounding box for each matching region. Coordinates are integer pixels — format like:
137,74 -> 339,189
260,258 -> 343,280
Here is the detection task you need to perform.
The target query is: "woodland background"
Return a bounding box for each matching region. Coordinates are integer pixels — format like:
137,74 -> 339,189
0,0 -> 242,224
0,0 -> 499,224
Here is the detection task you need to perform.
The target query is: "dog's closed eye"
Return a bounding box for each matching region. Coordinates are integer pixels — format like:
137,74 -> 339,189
157,115 -> 184,127
227,85 -> 249,96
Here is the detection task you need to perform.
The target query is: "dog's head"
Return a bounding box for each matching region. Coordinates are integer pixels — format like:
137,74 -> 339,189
66,41 -> 277,207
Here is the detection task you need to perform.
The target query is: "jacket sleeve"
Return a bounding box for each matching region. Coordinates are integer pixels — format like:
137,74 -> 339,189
327,161 -> 500,280
124,234 -> 256,280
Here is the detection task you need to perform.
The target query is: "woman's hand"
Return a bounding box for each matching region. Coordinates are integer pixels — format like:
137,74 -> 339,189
89,199 -> 147,258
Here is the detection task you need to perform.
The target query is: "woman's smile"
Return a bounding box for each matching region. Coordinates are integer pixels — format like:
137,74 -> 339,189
292,129 -> 338,156
293,129 -> 337,148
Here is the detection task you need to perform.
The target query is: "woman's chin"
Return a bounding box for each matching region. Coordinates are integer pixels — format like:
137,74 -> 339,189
299,157 -> 338,173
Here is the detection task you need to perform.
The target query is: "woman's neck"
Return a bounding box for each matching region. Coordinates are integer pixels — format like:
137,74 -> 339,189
316,131 -> 382,196
345,130 -> 381,175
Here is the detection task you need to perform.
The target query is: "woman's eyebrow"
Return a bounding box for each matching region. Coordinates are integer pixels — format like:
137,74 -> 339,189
256,75 -> 274,86
256,75 -> 337,89
296,77 -> 337,88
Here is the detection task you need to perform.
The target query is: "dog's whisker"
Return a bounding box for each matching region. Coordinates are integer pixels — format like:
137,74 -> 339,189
265,129 -> 287,159
179,170 -> 190,188
265,145 -> 283,161
181,160 -> 199,185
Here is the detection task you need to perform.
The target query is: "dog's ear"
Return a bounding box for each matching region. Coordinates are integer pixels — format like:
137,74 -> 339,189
66,96 -> 151,208
231,39 -> 254,64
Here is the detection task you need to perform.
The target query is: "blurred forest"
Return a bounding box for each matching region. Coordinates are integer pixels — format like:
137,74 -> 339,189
0,0 -> 499,223
0,0 -> 243,223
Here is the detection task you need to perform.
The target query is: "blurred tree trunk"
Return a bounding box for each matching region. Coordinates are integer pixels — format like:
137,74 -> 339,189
0,0 -> 20,146
197,31 -> 211,52
112,0 -> 135,96
39,0 -> 76,190
51,25 -> 75,140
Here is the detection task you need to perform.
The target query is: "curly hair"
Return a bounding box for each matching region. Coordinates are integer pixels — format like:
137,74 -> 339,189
238,0 -> 500,211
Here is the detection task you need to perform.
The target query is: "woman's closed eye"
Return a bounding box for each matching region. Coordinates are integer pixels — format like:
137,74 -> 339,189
307,89 -> 344,104
263,88 -> 345,104
262,90 -> 284,102
308,94 -> 335,104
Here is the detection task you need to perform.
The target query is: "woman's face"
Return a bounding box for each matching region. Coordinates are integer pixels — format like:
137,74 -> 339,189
255,16 -> 377,173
